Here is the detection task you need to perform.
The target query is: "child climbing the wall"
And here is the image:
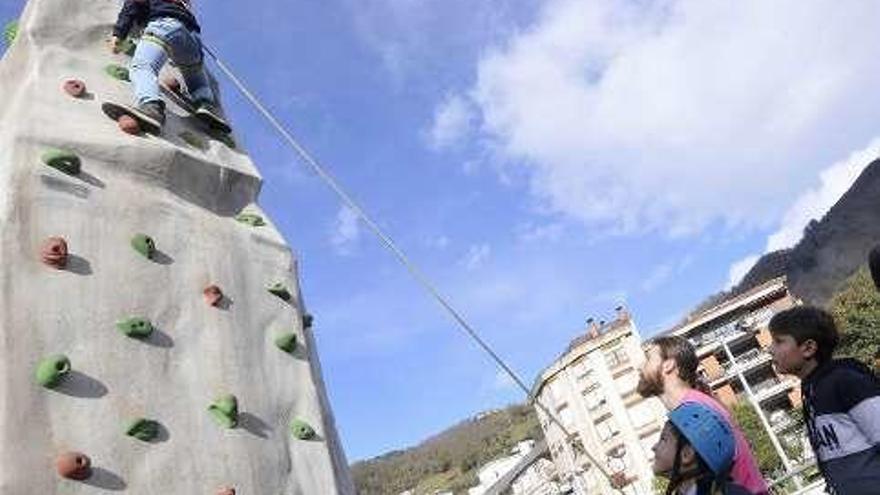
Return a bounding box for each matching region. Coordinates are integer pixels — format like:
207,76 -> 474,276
110,0 -> 230,133
652,402 -> 751,495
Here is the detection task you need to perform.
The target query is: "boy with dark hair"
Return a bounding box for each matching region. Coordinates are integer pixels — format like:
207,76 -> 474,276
869,245 -> 880,290
110,0 -> 229,132
768,306 -> 880,495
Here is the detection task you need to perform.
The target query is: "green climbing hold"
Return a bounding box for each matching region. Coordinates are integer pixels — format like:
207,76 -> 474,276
274,332 -> 297,353
131,233 -> 155,259
179,131 -> 208,150
105,64 -> 130,82
267,282 -> 291,301
235,213 -> 265,227
125,418 -> 159,441
289,418 -> 315,440
208,394 -> 239,428
116,316 -> 153,338
4,20 -> 18,47
117,38 -> 137,57
35,354 -> 71,388
41,149 -> 81,175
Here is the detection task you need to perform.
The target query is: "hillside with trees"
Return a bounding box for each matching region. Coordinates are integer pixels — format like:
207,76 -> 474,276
351,404 -> 542,495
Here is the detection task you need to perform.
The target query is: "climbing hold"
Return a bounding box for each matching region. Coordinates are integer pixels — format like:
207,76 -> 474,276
125,418 -> 159,441
217,488 -> 236,495
161,75 -> 181,93
235,213 -> 265,227
105,64 -> 130,82
35,354 -> 71,388
116,316 -> 153,338
117,37 -> 137,57
130,233 -> 155,259
203,285 -> 224,307
274,332 -> 297,353
3,20 -> 17,47
208,395 -> 238,428
289,418 -> 315,440
302,313 -> 314,329
41,149 -> 81,175
40,236 -> 69,269
117,114 -> 141,135
63,79 -> 87,98
55,451 -> 92,480
179,131 -> 208,150
267,282 -> 291,301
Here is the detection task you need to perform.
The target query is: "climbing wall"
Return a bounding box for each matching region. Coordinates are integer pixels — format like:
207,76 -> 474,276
0,0 -> 355,493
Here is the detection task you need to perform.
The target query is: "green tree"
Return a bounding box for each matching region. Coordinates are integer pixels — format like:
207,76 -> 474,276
828,266 -> 880,372
730,402 -> 782,476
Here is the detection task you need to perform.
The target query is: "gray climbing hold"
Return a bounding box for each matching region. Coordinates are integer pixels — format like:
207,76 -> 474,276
105,64 -> 130,82
35,354 -> 71,387
116,316 -> 153,338
41,149 -> 81,175
131,233 -> 155,259
267,282 -> 291,301
125,418 -> 159,441
235,213 -> 265,227
208,395 -> 238,428
289,418 -> 315,440
274,332 -> 297,353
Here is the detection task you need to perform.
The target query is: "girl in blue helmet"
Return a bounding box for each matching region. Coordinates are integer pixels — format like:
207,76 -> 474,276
652,402 -> 752,495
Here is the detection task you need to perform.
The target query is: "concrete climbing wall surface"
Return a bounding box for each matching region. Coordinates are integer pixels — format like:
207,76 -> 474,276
0,0 -> 355,493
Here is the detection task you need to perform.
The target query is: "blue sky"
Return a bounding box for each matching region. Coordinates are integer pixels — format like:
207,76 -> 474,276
6,0 -> 880,463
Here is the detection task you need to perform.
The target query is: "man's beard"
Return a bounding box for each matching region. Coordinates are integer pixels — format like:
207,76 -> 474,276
636,369 -> 663,397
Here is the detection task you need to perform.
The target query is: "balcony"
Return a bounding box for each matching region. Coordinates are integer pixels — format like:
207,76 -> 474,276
724,348 -> 772,375
689,321 -> 755,355
753,377 -> 797,403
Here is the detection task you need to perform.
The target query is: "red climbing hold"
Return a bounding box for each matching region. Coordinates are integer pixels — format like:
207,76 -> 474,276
203,285 -> 224,307
117,114 -> 141,135
56,451 -> 92,480
217,487 -> 236,495
162,75 -> 181,93
63,79 -> 86,98
40,236 -> 68,269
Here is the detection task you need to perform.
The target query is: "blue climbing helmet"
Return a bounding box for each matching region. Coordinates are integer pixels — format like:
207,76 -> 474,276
668,402 -> 735,476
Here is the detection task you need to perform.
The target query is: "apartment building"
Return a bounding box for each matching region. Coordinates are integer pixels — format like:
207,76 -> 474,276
531,308 -> 667,494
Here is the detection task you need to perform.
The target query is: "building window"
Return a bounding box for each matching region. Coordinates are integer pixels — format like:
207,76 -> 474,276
558,404 -> 574,429
595,417 -> 620,442
582,383 -> 606,410
627,400 -> 656,429
615,371 -> 638,395
605,345 -> 629,368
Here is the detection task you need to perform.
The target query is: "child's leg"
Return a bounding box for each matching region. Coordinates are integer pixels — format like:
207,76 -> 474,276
130,31 -> 169,106
165,30 -> 216,104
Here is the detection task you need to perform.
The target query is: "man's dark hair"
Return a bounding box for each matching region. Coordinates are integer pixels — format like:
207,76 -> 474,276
869,245 -> 880,291
768,306 -> 839,363
649,335 -> 711,394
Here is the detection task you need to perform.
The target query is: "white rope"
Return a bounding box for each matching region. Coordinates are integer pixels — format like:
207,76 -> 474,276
201,43 -> 618,488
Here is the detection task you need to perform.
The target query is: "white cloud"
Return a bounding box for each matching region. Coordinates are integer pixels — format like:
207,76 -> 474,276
444,0 -> 880,235
726,254 -> 761,289
765,138 -> 880,252
516,222 -> 565,243
460,243 -> 492,270
426,94 -> 476,150
330,206 -> 361,255
424,235 -> 451,250
726,138 -> 880,287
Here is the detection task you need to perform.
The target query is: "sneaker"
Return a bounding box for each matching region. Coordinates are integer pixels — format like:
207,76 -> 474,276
134,100 -> 166,128
194,100 -> 231,133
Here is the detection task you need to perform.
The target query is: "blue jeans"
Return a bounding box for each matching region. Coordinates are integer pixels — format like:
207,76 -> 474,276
130,17 -> 215,106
